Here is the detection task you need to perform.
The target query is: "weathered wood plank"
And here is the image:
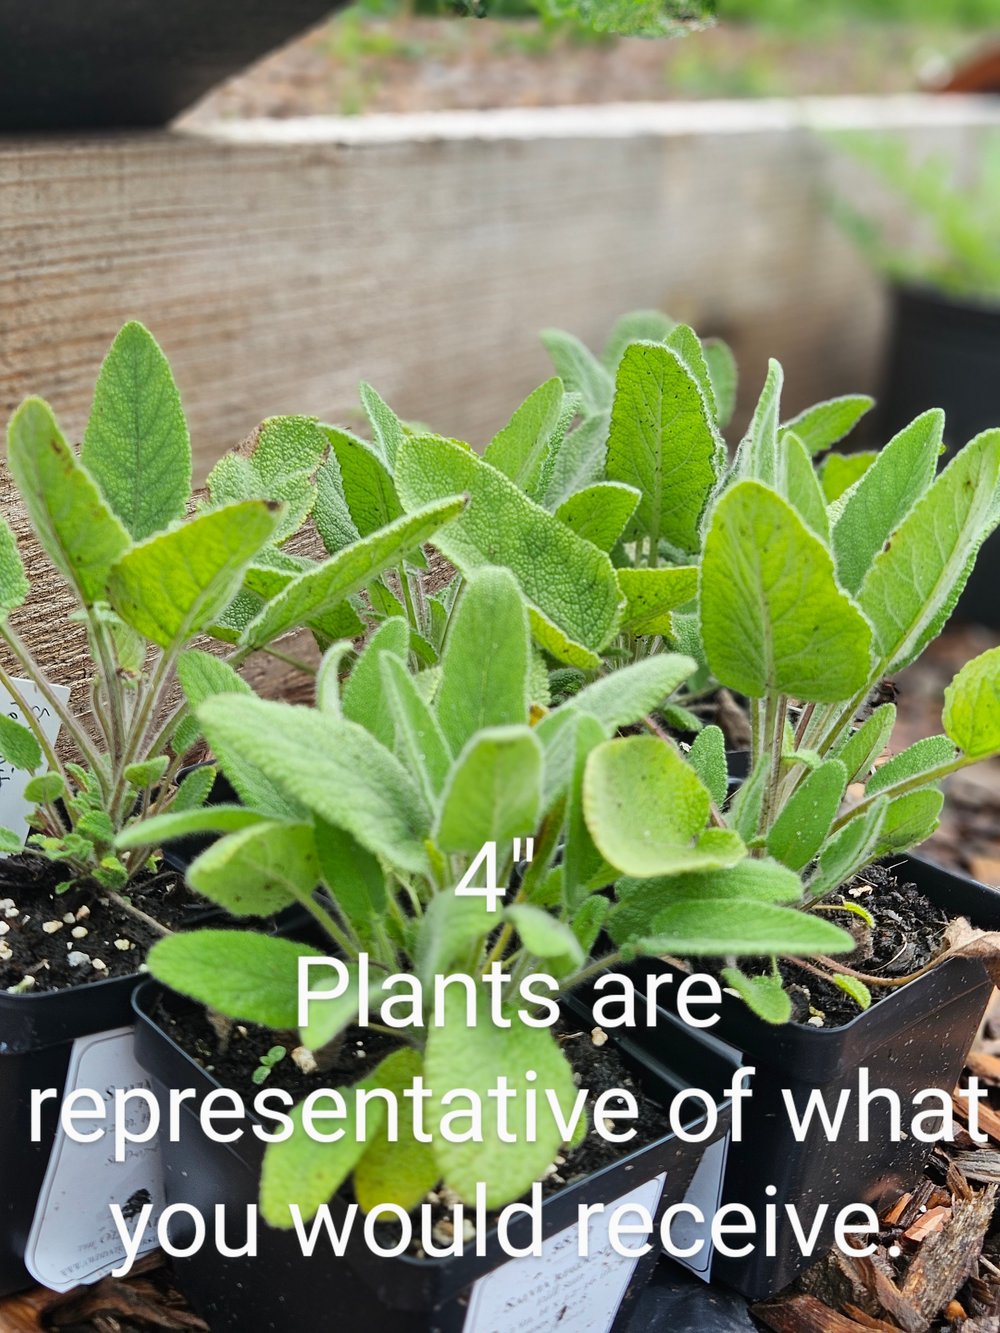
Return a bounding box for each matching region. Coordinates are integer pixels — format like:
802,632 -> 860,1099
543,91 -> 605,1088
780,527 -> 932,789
3,95 -> 999,490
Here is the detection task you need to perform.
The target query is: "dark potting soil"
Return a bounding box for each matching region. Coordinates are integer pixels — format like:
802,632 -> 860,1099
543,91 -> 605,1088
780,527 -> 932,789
780,863 -> 948,1027
0,852 -> 205,994
158,998 -> 674,1237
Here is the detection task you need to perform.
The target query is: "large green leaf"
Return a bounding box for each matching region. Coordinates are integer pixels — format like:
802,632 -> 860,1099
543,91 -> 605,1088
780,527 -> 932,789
197,696 -> 430,874
81,322 -> 191,540
187,821 -> 317,917
148,931 -> 322,1028
8,397 -> 130,605
606,341 -> 720,554
322,427 -> 402,537
781,394 -> 874,456
435,566 -> 530,755
484,378 -> 572,500
566,653 -> 696,732
626,900 -> 853,958
312,448 -> 361,555
832,410 -> 942,596
396,435 -> 622,668
241,497 -> 464,650
435,726 -> 542,854
107,501 -> 281,649
554,483 -> 639,552
703,337 -> 738,429
538,412 -> 611,511
859,429 -> 1000,674
583,735 -> 711,878
701,480 -> 873,702
353,1049 -> 438,1214
206,416 -> 326,546
424,988 -> 579,1206
766,759 -> 847,871
617,566 -> 698,636
944,647 -> 1000,760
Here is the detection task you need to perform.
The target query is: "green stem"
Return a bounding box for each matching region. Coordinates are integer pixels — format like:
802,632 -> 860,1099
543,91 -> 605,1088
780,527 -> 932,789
560,950 -> 624,996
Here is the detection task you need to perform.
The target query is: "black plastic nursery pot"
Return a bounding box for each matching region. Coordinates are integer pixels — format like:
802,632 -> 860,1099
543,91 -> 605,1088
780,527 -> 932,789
0,971 -> 144,1295
621,854 -> 1000,1300
132,983 -> 737,1333
0,1 -> 346,131
879,281 -> 1000,629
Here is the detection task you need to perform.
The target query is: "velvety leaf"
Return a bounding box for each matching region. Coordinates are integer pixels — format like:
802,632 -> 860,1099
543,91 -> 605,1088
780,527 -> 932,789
197,696 -> 430,874
171,764 -> 216,813
314,820 -> 387,932
506,904 -> 584,969
733,359 -> 783,486
0,715 -> 41,772
435,566 -> 530,756
8,397 -> 130,605
807,797 -> 887,898
835,703 -> 896,783
312,447 -> 361,555
108,501 -> 281,649
664,324 -> 719,421
583,735 -> 711,878
606,341 -> 720,554
720,968 -> 791,1024
0,520 -> 28,615
414,892 -> 502,991
353,1048 -> 439,1213
866,734 -> 957,796
627,900 -> 853,957
380,655 -> 451,805
538,411 -> 611,511
82,322 -> 191,540
820,451 -> 878,503
148,931 -> 322,1028
689,724 -> 727,807
701,480 -> 873,702
831,974 -> 871,1010
554,483 -> 639,552
563,711 -> 613,910
242,498 -> 464,650
187,821 -> 317,917
435,726 -> 542,854
602,309 -> 675,369
780,431 -> 829,541
359,382 -> 405,468
565,653 -> 696,733
24,772 -> 65,804
876,788 -> 944,855
617,566 -> 698,635
766,760 -> 847,871
124,757 -> 170,789
859,429 -> 1000,673
424,988 -> 579,1206
484,378 -> 572,500
781,394 -> 874,456
341,618 -> 409,747
703,337 -> 738,429
207,416 -> 326,546
116,805 -> 265,849
944,646 -> 1000,760
539,328 -> 613,415
323,427 -> 402,537
833,409 -> 943,596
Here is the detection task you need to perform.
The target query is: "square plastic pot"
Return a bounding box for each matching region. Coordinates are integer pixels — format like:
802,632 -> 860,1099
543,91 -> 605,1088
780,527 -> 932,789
0,971 -> 145,1294
0,2 -> 348,130
132,982 -> 738,1333
619,854 -> 1000,1298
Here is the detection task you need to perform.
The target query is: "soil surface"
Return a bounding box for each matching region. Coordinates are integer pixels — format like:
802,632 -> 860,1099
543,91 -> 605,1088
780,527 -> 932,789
0,854 -> 204,994
182,15 -> 988,124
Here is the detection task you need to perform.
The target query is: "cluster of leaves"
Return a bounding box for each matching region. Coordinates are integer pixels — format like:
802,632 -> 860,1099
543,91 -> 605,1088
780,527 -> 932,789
0,323 -> 463,894
135,563 -> 852,1223
834,131 -> 1000,301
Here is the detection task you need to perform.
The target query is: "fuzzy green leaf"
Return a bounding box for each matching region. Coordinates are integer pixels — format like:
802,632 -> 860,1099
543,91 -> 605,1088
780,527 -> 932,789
780,431 -> 829,541
944,647 -> 1000,760
701,480 -> 873,702
242,498 -> 463,650
689,725 -> 727,807
108,501 -> 281,649
323,427 -> 402,537
484,378 -> 572,500
424,988 -> 579,1206
435,566 -> 530,756
628,900 -> 853,958
554,483 -> 639,552
703,337 -> 738,429
835,703 -> 896,783
876,788 -> 944,856
197,697 -> 430,874
359,382 -> 405,468
342,618 -> 409,747
435,726 -> 542,854
8,397 -> 131,605
206,416 -> 326,546
820,451 -> 877,503
82,322 -> 191,540
781,394 -> 874,456
602,310 -> 675,369
831,973 -> 871,1011
583,735 -> 711,878
539,328 -> 613,415
766,760 -> 847,872
720,968 -> 792,1024
380,656 -> 451,805
866,735 -> 957,796
149,931 -> 322,1028
564,653 -> 697,734
506,904 -> 584,970
617,566 -> 698,636
733,359 -> 783,485
353,1048 -> 438,1214
312,448 -> 361,555
0,520 -> 28,616
833,410 -> 942,596
859,429 -> 1000,674
24,772 -> 65,804
116,805 -> 265,849
808,797 -> 887,898
0,715 -> 41,772
606,341 -> 720,554
188,821 -> 317,917
124,757 -> 170,790
314,820 -> 387,934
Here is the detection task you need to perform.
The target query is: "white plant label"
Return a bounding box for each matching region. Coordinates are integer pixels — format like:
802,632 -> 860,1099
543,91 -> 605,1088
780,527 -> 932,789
0,677 -> 71,848
462,1171 -> 666,1333
25,1026 -> 165,1291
